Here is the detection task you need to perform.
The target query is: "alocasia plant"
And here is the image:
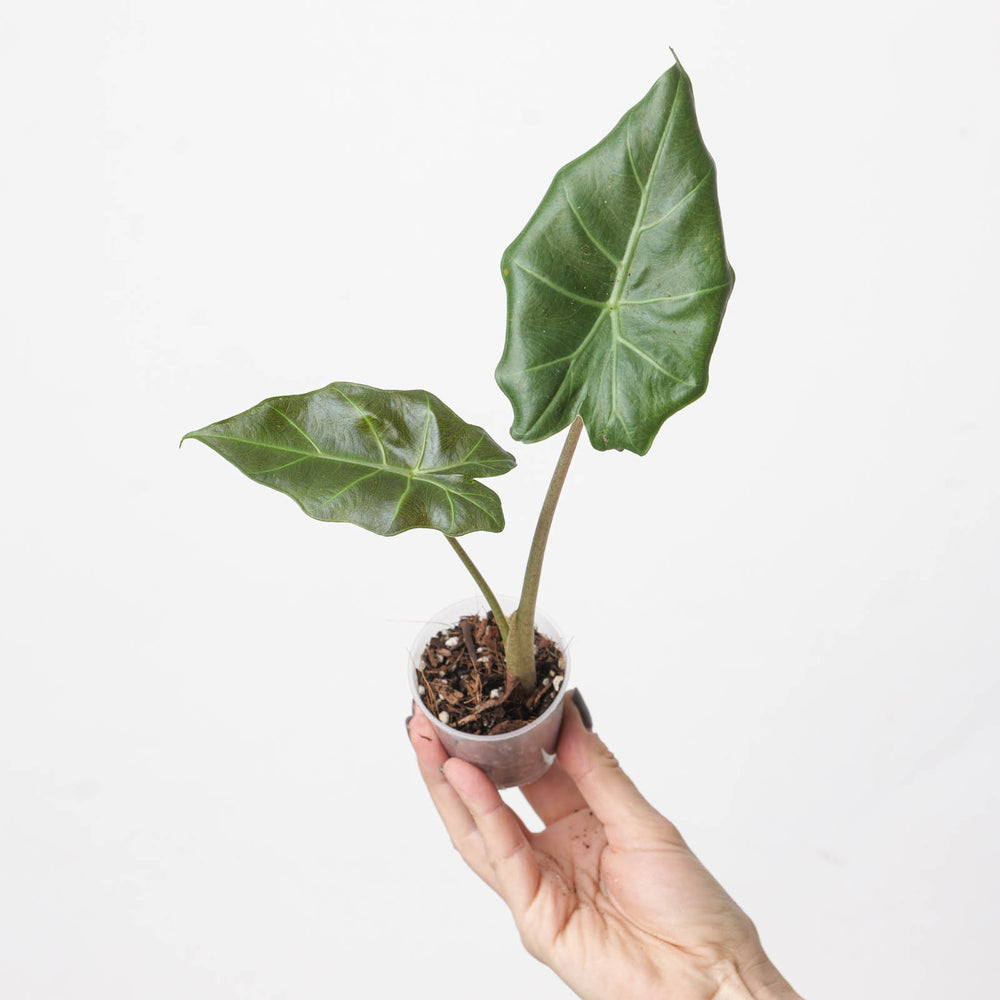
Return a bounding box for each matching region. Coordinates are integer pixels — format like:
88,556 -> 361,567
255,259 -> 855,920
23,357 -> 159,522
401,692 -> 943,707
184,58 -> 734,695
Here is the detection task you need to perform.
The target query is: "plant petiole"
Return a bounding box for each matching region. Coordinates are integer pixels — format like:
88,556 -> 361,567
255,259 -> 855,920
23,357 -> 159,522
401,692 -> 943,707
444,535 -> 510,644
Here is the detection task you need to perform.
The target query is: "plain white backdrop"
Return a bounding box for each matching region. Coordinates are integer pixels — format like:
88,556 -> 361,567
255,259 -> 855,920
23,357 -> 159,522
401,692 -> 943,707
2,1 -> 998,997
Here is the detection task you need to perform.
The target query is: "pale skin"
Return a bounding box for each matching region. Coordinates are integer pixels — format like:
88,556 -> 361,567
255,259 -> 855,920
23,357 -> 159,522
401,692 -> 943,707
407,693 -> 803,1000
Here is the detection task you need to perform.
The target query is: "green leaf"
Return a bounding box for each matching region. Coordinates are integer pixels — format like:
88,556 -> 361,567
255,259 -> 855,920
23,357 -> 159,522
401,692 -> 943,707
497,60 -> 735,455
183,382 -> 516,536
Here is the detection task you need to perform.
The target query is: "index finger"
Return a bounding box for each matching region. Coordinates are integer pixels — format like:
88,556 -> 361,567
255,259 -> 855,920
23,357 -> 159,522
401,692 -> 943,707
408,711 -> 499,891
440,757 -> 542,918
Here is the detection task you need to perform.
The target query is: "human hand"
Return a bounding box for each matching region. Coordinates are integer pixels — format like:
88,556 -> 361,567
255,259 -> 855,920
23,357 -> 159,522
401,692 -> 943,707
407,691 -> 802,1000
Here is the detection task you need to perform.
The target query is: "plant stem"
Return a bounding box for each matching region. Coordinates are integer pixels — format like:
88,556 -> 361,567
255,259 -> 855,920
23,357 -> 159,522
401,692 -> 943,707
506,415 -> 584,691
445,535 -> 510,644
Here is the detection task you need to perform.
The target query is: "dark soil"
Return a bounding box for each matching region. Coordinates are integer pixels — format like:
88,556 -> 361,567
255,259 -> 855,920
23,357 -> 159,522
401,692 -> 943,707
416,612 -> 565,735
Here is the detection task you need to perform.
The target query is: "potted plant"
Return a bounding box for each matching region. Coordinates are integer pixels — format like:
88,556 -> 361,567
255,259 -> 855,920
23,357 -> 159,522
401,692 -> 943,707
183,56 -> 734,786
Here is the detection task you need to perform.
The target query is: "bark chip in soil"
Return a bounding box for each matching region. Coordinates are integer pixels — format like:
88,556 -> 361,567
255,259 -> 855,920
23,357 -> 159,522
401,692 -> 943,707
416,612 -> 564,735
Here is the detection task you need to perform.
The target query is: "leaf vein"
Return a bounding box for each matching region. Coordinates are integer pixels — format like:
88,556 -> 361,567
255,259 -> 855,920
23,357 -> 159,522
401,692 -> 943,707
269,404 -> 323,454
387,480 -> 413,534
329,384 -> 388,464
637,169 -> 713,234
616,335 -> 693,385
560,182 -> 622,267
252,455 -> 310,475
414,395 -> 433,471
517,309 -> 610,375
420,479 -> 501,527
609,80 -> 683,310
513,260 -> 608,308
620,281 -> 734,308
624,117 -> 643,191
316,470 -> 381,507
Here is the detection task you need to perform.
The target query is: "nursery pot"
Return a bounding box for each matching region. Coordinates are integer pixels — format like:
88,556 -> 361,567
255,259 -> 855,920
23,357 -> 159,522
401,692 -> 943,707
408,596 -> 571,789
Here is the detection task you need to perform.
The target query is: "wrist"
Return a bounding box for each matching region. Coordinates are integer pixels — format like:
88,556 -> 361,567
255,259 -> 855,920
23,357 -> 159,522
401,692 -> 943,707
712,954 -> 802,1000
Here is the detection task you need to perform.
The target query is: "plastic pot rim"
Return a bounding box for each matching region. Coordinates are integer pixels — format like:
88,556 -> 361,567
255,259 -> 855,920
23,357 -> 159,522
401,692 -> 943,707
407,595 -> 572,743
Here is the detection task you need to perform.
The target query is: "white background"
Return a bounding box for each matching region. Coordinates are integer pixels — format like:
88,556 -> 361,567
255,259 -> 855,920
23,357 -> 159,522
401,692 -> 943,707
2,2 -> 998,997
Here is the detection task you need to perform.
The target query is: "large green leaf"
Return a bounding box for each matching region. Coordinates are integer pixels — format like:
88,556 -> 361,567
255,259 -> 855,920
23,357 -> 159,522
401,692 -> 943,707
183,382 -> 516,536
497,60 -> 735,455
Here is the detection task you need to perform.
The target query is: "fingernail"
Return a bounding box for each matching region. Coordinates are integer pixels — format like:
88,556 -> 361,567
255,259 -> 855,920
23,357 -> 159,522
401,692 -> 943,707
572,689 -> 593,731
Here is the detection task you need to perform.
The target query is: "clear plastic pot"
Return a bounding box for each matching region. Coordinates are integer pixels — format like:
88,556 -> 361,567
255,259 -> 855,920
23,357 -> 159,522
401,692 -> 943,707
408,595 -> 571,788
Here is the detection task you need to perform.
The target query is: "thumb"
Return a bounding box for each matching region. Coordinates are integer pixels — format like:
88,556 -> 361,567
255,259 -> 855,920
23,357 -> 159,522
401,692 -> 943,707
558,691 -> 685,851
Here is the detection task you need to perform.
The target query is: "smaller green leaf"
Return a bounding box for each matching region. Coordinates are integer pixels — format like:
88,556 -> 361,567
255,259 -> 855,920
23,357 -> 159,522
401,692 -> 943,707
183,382 -> 516,537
